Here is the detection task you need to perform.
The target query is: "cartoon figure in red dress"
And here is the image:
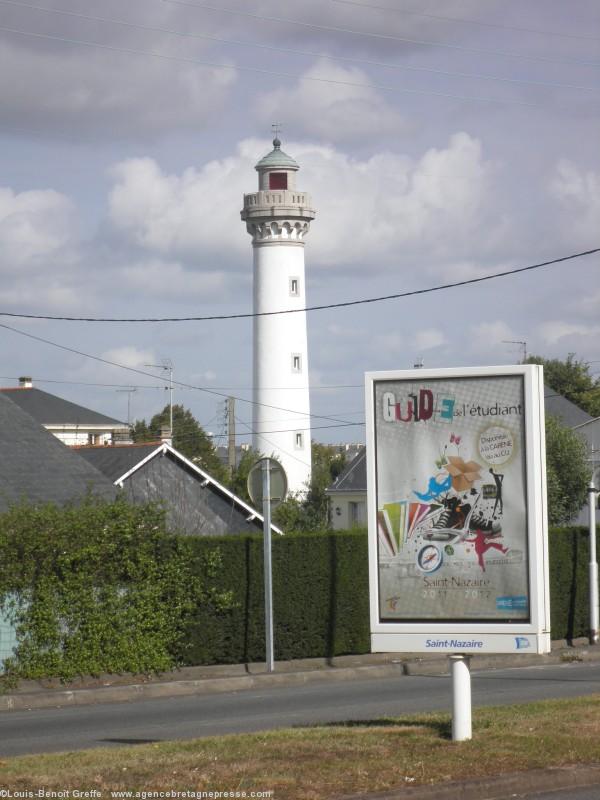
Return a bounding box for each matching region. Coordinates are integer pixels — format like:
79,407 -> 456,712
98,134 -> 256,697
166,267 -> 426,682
465,529 -> 508,572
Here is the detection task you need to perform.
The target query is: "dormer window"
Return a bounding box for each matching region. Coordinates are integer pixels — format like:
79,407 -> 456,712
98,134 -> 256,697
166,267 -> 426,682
269,172 -> 287,190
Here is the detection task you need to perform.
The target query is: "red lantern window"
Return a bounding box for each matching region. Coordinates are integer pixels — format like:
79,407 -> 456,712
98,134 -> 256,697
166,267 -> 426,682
269,172 -> 287,190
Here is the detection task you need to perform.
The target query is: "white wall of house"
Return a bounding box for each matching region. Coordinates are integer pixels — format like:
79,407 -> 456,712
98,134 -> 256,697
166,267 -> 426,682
46,426 -> 130,447
329,491 -> 367,531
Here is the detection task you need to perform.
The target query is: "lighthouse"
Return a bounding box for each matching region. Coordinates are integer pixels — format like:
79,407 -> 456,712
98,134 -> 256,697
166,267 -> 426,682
241,136 -> 315,495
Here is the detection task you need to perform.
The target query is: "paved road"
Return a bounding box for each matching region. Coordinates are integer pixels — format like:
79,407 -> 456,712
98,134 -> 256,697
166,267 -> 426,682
0,661 -> 598,757
514,788 -> 600,799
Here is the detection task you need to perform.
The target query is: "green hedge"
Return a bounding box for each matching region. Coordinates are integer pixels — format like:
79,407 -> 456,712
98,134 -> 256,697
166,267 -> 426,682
181,529 -> 370,665
0,501 -> 596,680
549,526 -> 595,641
179,525 -> 598,665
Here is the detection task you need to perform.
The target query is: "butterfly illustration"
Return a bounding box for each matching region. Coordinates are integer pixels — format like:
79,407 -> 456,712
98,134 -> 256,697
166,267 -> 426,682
450,433 -> 461,445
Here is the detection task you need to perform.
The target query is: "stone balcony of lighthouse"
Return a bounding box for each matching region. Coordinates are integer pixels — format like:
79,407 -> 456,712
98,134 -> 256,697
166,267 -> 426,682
241,190 -> 316,223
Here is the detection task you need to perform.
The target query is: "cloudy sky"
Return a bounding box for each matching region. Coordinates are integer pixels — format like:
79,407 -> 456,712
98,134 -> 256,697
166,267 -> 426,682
1,0 -> 599,447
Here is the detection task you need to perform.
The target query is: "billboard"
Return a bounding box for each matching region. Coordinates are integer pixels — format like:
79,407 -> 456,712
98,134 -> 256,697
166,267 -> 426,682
366,366 -> 550,654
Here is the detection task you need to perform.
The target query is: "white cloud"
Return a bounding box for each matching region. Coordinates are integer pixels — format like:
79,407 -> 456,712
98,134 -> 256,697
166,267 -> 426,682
550,160 -> 600,244
108,154 -> 251,260
468,321 -> 515,356
257,59 -> 408,143
0,187 -> 74,268
119,258 -> 229,299
538,320 -> 600,345
413,328 -> 445,351
107,133 -> 498,277
0,33 -> 235,138
101,346 -> 157,370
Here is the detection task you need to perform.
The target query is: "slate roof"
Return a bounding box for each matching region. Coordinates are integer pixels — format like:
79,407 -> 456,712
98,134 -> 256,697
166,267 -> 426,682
544,385 -> 592,427
0,393 -> 118,511
326,449 -> 367,494
0,387 -> 127,427
76,442 -> 282,536
75,443 -> 159,482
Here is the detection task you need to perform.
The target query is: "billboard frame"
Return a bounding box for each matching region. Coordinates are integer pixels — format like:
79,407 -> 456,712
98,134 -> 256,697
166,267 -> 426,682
366,365 -> 550,655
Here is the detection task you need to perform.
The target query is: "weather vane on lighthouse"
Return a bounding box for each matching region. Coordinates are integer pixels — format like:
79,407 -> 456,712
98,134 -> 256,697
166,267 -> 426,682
240,132 -> 316,496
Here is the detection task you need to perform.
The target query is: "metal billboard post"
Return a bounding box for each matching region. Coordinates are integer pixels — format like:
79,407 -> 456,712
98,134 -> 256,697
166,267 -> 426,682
248,456 -> 287,674
589,480 -> 599,645
262,458 -> 274,673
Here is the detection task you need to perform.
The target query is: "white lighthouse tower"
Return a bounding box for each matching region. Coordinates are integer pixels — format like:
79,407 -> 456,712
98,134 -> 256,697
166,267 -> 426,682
241,136 -> 315,495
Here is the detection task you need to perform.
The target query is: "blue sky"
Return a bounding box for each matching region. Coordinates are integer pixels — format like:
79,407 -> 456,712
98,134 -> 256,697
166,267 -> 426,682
0,0 -> 598,446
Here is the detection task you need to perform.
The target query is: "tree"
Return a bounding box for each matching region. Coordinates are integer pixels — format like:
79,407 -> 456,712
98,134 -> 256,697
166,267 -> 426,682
132,404 -> 228,483
527,353 -> 600,417
229,447 -> 262,505
273,443 -> 347,532
545,415 -> 591,526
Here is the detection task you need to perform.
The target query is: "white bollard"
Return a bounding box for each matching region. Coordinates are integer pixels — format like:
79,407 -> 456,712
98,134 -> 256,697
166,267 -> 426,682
450,655 -> 472,741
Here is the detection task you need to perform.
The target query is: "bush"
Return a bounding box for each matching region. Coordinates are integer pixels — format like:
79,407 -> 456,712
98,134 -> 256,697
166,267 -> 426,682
0,498 -> 228,683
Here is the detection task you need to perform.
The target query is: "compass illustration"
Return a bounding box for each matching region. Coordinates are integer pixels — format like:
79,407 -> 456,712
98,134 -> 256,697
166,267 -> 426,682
417,544 -> 443,573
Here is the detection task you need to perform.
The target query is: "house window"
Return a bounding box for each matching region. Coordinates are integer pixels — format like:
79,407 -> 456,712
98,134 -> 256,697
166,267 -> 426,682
349,501 -> 366,527
289,277 -> 300,296
292,353 -> 302,372
294,431 -> 304,449
269,172 -> 287,190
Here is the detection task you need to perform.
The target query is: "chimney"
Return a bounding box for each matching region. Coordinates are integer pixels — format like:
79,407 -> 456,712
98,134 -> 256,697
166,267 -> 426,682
19,376 -> 33,388
160,424 -> 172,446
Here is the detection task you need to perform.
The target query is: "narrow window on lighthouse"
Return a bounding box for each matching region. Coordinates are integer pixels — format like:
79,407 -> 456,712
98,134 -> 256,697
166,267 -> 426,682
292,354 -> 302,372
294,432 -> 304,449
289,277 -> 299,296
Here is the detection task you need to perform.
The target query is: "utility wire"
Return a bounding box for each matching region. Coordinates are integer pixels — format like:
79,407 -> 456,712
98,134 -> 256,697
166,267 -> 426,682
0,322 -> 356,427
0,374 -> 364,391
2,248 -> 597,323
163,0 -> 600,69
2,0 -> 596,92
330,0 -> 600,43
0,24 -> 540,108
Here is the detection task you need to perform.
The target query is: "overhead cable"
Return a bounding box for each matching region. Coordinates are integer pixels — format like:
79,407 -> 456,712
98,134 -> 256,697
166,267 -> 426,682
163,0 -> 600,69
330,0 -> 600,43
0,322 -> 357,427
0,25 -> 539,107
2,248 -> 597,323
1,1 -> 597,92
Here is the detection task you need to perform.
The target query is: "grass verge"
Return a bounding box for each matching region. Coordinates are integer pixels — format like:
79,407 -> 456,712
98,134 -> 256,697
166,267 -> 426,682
1,695 -> 600,797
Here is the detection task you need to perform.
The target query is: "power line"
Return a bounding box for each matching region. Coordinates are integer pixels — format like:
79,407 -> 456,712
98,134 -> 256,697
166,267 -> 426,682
0,374 -> 364,391
0,322 -> 356,427
0,24 -> 540,108
2,0 -> 596,93
2,247 -> 597,323
330,0 -> 600,43
163,0 -> 600,69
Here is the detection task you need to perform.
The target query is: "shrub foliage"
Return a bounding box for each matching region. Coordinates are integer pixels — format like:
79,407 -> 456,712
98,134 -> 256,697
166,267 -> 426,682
0,499 -> 229,682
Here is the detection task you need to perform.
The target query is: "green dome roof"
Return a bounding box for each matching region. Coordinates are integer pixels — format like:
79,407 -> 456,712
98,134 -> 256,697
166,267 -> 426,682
255,138 -> 299,171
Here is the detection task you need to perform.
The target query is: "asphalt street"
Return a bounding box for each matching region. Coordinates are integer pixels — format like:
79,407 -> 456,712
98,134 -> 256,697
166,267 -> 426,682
0,661 -> 598,757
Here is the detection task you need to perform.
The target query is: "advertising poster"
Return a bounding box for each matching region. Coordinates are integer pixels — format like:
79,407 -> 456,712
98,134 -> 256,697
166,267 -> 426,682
374,374 -> 531,623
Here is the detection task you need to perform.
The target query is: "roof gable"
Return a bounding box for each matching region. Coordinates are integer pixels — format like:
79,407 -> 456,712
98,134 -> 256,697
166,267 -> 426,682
76,442 -> 282,534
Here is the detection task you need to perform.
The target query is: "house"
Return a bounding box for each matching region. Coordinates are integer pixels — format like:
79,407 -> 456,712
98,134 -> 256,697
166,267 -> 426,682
76,441 -> 282,537
0,393 -> 117,512
326,386 -> 598,530
0,377 -> 131,446
326,449 -> 367,531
